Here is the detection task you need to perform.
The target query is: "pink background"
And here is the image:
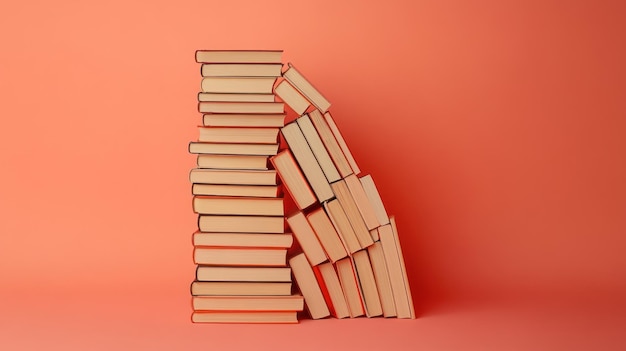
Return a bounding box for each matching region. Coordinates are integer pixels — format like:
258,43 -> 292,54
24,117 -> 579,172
1,0 -> 625,349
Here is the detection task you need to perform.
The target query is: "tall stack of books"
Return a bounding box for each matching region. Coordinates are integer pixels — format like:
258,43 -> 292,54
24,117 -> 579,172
272,64 -> 416,319
189,50 -> 303,323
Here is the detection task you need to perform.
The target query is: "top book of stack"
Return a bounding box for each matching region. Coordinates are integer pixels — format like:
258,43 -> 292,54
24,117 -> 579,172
196,50 -> 283,64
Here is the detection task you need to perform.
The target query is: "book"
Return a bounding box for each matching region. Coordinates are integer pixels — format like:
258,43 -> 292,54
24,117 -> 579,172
189,169 -> 278,185
283,64 -> 331,113
289,253 -> 330,319
192,196 -> 284,216
370,227 -> 380,241
323,199 -> 361,254
330,180 -> 374,249
201,77 -> 277,94
196,266 -> 292,282
192,231 -> 293,249
286,212 -> 327,266
201,63 -> 283,77
191,311 -> 297,324
367,241 -> 396,317
345,174 -> 380,230
308,109 -> 352,177
203,113 -> 286,128
317,262 -> 350,319
324,111 -> 360,175
352,250 -> 383,317
390,216 -> 415,318
198,215 -> 284,233
191,281 -> 291,296
196,154 -> 269,170
192,184 -> 280,198
198,101 -> 284,114
359,175 -> 390,226
306,207 -> 348,263
297,114 -> 341,183
281,122 -> 334,203
270,150 -> 316,210
193,295 -> 303,312
335,257 -> 365,318
274,80 -> 310,115
198,92 -> 275,102
198,127 -> 279,144
189,142 -> 279,156
378,223 -> 413,318
195,50 -> 283,64
194,247 -> 287,266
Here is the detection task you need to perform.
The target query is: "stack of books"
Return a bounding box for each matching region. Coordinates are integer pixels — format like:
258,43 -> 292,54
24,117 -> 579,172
189,50 -> 303,323
273,64 -> 416,319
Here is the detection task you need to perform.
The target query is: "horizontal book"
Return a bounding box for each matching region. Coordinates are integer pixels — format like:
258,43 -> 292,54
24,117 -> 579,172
203,113 -> 286,128
317,262 -> 350,319
191,281 -> 291,296
274,80 -> 310,115
189,142 -> 279,156
198,102 -> 284,114
192,184 -> 280,198
352,250 -> 383,317
283,64 -> 331,113
201,77 -> 276,94
192,196 -> 284,216
308,109 -> 352,178
360,175 -> 390,226
192,295 -> 303,312
286,212 -> 327,266
195,266 -> 292,282
306,207 -> 348,263
195,50 -> 283,64
194,247 -> 287,266
191,311 -> 297,324
198,92 -> 275,103
201,63 -> 283,77
196,154 -> 269,170
270,150 -> 316,210
336,257 -> 365,318
189,169 -> 278,185
198,127 -> 279,144
192,231 -> 293,249
198,215 -> 284,233
289,253 -> 330,319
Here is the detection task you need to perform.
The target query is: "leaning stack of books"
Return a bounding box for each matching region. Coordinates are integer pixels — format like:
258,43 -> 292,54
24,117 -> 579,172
189,50 -> 303,323
272,64 -> 416,319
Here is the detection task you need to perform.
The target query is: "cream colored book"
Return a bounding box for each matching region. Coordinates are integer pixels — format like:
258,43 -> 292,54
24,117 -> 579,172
306,207 -> 348,263
189,169 -> 278,185
270,150 -> 316,210
188,142 -> 279,156
196,266 -> 292,282
331,180 -> 374,249
283,64 -> 331,113
192,196 -> 283,216
201,77 -> 276,94
198,101 -> 284,114
198,127 -> 279,144
192,231 -> 293,249
286,212 -> 327,266
378,223 -> 413,318
196,154 -> 268,170
191,281 -> 291,296
195,50 -> 283,64
390,216 -> 415,318
360,175 -> 390,226
297,114 -> 341,183
289,253 -> 330,319
201,63 -> 283,77
202,114 -> 286,128
323,199 -> 361,254
193,247 -> 287,266
367,241 -> 396,317
281,122 -> 334,203
335,257 -> 364,318
345,174 -> 380,230
274,80 -> 310,115
324,111 -> 360,175
192,184 -> 280,198
191,311 -> 298,324
352,250 -> 383,317
198,92 -> 275,102
317,262 -> 350,319
198,215 -> 284,233
193,295 -> 303,312
308,109 -> 352,177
